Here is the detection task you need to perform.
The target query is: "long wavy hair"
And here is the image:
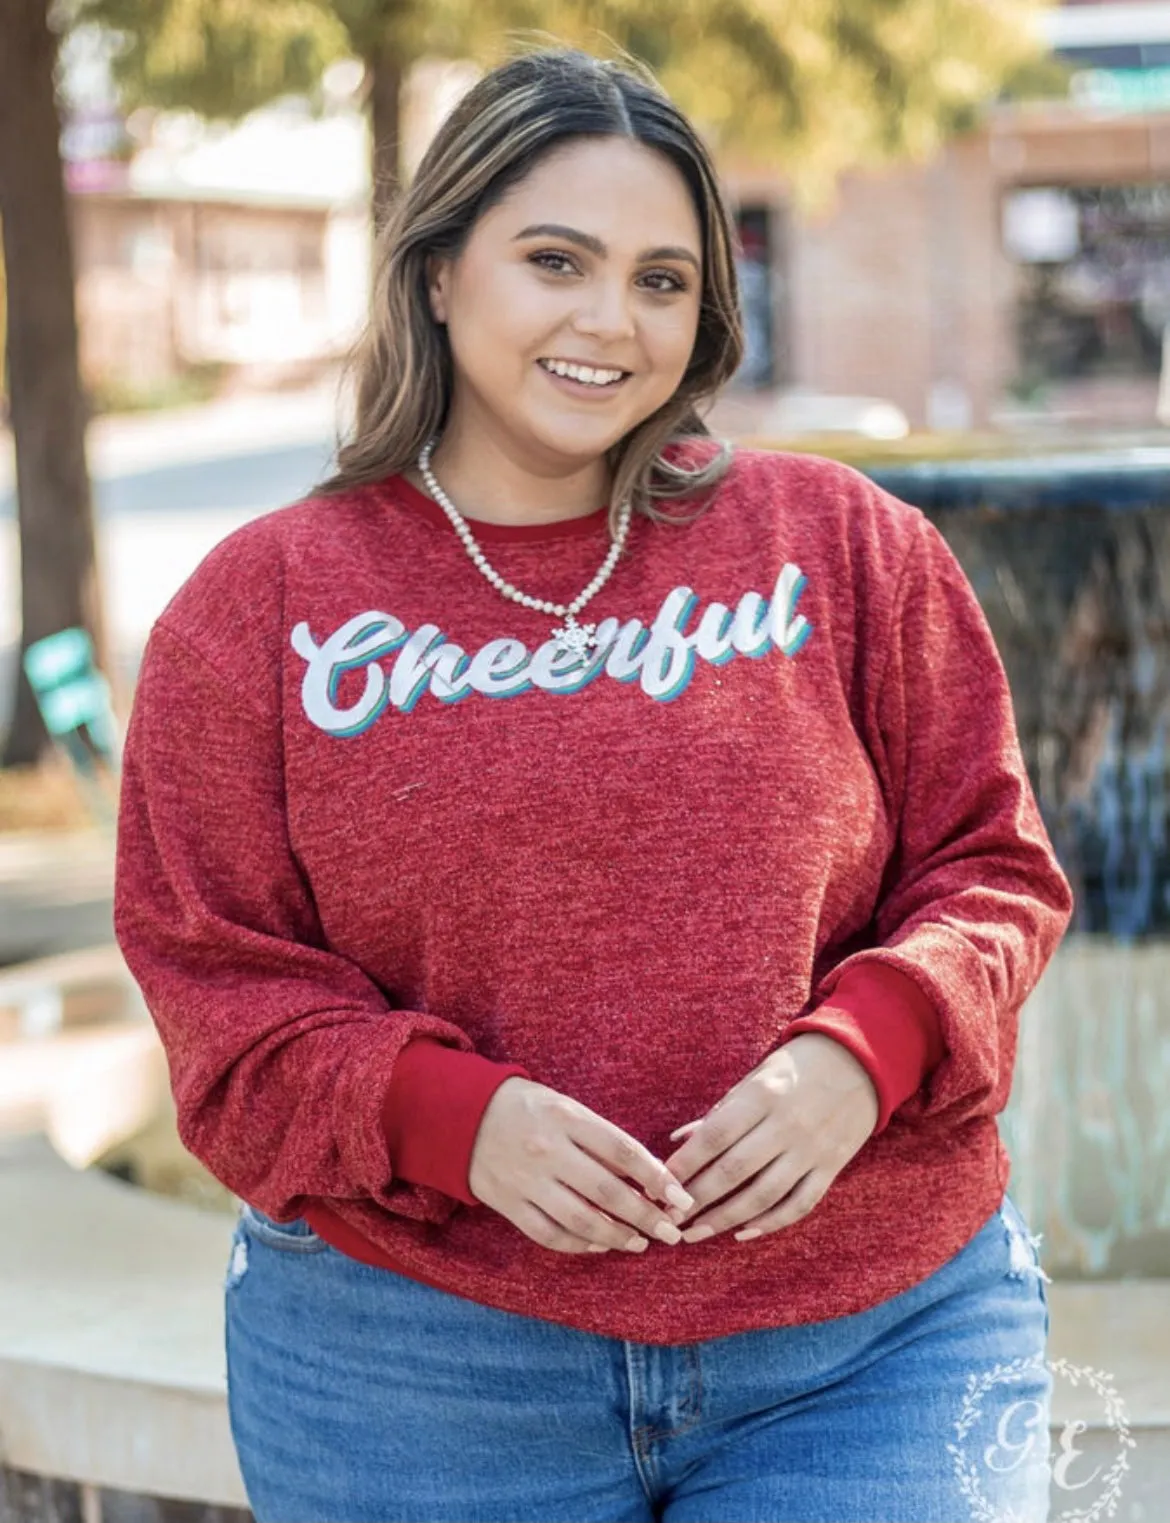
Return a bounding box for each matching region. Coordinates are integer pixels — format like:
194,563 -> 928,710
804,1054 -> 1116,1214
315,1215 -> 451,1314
316,45 -> 745,533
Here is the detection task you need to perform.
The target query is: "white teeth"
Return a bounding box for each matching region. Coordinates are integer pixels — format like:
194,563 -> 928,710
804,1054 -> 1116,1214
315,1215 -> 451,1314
539,359 -> 626,386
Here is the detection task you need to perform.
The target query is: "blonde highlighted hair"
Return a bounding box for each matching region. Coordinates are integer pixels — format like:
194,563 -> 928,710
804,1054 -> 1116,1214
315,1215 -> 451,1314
317,45 -> 745,532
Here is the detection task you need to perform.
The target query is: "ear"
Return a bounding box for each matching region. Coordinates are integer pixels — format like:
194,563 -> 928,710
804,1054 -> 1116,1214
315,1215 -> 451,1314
425,254 -> 450,325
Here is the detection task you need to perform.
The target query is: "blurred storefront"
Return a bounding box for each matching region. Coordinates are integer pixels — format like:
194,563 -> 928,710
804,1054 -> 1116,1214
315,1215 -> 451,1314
72,190 -> 367,391
58,60 -> 495,403
727,0 -> 1170,431
61,7 -> 1170,431
62,96 -> 371,400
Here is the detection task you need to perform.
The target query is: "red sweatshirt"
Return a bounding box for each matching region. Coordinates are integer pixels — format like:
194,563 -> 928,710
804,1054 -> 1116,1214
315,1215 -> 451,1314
113,445 -> 1072,1344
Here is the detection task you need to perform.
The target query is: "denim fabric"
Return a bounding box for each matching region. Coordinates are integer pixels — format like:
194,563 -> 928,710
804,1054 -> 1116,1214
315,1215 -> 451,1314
224,1192 -> 1052,1523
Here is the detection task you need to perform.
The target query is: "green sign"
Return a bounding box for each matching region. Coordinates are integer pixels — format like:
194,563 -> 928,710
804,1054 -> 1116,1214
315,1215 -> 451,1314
1073,68 -> 1170,112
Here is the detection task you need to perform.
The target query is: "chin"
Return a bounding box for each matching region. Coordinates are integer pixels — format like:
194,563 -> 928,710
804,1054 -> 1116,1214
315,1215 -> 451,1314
522,417 -> 633,465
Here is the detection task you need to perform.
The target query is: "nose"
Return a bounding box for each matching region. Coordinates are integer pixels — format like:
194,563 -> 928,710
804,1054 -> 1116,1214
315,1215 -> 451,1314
572,277 -> 636,343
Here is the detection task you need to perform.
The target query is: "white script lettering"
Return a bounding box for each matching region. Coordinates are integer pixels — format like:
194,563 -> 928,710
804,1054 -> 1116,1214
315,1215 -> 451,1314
291,564 -> 812,735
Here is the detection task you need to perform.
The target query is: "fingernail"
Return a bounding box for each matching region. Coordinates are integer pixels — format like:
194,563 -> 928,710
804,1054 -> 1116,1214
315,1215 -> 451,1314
664,1182 -> 695,1212
624,1234 -> 649,1252
734,1228 -> 762,1241
654,1220 -> 683,1245
682,1225 -> 715,1243
587,1244 -> 609,1253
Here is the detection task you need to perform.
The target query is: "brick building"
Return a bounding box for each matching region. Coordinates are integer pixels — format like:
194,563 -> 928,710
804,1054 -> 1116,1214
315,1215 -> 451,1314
64,9 -> 1170,432
71,188 -> 367,393
725,1 -> 1170,431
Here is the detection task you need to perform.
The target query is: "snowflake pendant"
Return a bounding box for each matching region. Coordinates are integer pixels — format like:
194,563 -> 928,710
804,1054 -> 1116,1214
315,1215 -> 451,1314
551,617 -> 598,662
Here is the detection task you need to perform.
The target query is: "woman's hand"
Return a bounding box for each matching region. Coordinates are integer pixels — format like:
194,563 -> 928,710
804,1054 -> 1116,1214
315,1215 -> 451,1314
661,1034 -> 880,1243
469,1077 -> 695,1254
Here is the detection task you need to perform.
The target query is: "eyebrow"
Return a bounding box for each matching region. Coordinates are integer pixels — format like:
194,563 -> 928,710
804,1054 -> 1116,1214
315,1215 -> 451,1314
511,222 -> 701,272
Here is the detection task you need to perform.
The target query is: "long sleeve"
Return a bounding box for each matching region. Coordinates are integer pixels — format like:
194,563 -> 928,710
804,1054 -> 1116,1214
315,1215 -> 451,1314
113,620 -> 530,1225
781,509 -> 1073,1132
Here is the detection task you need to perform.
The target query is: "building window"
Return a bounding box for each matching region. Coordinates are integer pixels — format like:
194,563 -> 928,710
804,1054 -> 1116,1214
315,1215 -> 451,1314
1005,183 -> 1170,382
733,207 -> 777,389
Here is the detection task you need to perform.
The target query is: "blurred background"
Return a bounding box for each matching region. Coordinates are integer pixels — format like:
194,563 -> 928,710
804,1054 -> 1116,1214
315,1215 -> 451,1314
2,2 -> 1169,1519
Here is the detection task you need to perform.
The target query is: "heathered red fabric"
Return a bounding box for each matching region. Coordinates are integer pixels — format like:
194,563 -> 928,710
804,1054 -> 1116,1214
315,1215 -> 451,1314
113,445 -> 1073,1344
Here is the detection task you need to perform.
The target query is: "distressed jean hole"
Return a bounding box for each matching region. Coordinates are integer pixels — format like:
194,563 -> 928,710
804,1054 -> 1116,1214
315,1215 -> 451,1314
225,1235 -> 249,1290
1004,1213 -> 1053,1285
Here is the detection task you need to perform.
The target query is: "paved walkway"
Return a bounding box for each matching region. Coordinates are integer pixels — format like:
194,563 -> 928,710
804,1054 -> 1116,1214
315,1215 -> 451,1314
0,380 -> 343,666
0,375 -> 346,497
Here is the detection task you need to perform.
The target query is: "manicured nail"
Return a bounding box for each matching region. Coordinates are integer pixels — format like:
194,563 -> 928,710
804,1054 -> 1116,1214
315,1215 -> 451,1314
587,1244 -> 609,1252
682,1225 -> 715,1243
664,1182 -> 695,1212
624,1234 -> 649,1252
734,1228 -> 762,1241
654,1220 -> 683,1245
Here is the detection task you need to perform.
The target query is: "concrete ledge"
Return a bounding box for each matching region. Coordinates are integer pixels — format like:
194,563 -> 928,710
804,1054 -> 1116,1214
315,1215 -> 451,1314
1046,1280 -> 1170,1428
0,1135 -> 246,1507
0,832 -> 115,963
0,1023 -> 167,1171
0,944 -> 140,1040
2,1134 -> 1168,1514
1044,1280 -> 1170,1518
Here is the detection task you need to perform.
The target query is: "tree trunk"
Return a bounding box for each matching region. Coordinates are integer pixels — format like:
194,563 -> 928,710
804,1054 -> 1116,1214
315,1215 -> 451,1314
367,46 -> 403,235
0,0 -> 106,767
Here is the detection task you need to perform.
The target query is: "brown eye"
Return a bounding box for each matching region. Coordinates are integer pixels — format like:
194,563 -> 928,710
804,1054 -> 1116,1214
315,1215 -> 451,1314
529,251 -> 579,275
640,269 -> 689,294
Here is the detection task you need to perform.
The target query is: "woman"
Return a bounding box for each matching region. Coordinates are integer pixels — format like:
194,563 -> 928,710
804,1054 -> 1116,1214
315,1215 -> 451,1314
113,45 -> 1073,1523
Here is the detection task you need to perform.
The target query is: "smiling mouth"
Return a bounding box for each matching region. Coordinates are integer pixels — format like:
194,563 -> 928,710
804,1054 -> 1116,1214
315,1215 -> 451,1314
537,358 -> 631,388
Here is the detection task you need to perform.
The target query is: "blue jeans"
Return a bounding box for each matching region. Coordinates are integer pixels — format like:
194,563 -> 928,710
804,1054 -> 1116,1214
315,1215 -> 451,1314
224,1192 -> 1052,1523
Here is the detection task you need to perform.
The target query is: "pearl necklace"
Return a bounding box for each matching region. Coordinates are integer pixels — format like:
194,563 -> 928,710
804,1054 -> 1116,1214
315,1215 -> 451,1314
417,436 -> 632,663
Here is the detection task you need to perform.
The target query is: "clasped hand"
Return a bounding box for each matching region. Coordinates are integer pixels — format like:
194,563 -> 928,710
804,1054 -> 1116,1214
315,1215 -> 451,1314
660,1033 -> 880,1244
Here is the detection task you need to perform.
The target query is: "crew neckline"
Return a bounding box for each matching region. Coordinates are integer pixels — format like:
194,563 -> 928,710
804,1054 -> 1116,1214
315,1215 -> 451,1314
381,472 -> 613,544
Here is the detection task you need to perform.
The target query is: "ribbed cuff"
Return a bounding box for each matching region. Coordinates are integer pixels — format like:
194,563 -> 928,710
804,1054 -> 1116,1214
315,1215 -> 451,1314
381,1040 -> 533,1205
779,964 -> 944,1133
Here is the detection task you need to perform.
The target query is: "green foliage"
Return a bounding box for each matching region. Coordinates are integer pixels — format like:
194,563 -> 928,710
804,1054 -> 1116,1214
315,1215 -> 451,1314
87,361 -> 227,417
997,47 -> 1075,105
661,0 -> 1054,209
453,1 -> 1060,208
77,0 -> 349,118
77,0 -> 1058,211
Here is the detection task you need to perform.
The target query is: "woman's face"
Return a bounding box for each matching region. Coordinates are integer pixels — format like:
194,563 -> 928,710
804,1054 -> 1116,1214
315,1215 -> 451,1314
427,135 -> 704,474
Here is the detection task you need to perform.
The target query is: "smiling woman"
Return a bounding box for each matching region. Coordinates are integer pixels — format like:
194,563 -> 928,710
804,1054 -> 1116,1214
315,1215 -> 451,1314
315,46 -> 744,536
410,135 -> 708,512
113,42 -> 1073,1523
